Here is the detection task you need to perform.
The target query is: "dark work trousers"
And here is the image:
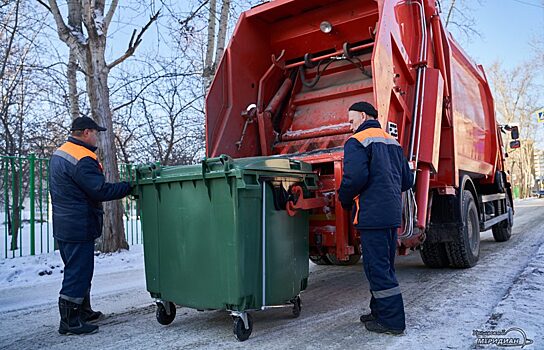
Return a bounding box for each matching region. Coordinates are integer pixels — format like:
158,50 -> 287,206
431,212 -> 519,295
58,240 -> 94,304
360,228 -> 405,330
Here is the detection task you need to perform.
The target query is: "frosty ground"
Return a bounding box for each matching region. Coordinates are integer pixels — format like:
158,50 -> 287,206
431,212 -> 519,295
1,199 -> 543,350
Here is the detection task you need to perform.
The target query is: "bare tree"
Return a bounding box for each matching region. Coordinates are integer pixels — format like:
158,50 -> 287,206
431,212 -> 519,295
111,57 -> 205,165
43,0 -> 159,252
110,0 -> 254,165
1,0 -> 51,250
440,0 -> 483,42
489,61 -> 542,198
202,0 -> 232,86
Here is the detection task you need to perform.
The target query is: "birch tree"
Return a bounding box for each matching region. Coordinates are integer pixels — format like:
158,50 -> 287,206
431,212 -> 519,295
43,0 -> 158,252
202,0 -> 231,87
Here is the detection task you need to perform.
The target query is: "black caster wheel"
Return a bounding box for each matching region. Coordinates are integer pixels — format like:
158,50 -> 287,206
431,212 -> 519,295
233,314 -> 253,341
291,296 -> 301,318
156,301 -> 176,325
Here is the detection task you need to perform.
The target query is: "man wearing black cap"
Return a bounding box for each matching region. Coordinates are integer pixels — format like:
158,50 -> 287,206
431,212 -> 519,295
339,102 -> 413,335
49,117 -> 132,335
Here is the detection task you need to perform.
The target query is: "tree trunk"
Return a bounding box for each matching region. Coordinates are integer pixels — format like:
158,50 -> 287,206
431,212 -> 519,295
67,49 -> 80,120
10,170 -> 20,251
203,0 -> 217,86
84,40 -> 128,252
214,0 -> 230,71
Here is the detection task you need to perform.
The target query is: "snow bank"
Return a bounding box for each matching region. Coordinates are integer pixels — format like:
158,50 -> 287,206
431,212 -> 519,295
0,244 -> 144,291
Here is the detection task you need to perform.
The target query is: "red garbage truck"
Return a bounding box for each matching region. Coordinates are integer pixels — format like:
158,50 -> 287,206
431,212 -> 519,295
205,0 -> 517,268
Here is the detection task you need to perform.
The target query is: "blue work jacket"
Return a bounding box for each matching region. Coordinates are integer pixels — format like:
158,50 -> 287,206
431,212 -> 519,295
338,120 -> 413,229
49,137 -> 131,242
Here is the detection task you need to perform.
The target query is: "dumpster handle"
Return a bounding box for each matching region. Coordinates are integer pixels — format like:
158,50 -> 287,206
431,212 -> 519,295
261,181 -> 267,309
201,155 -> 232,183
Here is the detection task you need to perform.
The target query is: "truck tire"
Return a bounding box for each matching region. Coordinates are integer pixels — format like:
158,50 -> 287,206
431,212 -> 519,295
420,242 -> 449,268
326,253 -> 361,266
445,190 -> 480,268
309,255 -> 332,265
492,197 -> 513,242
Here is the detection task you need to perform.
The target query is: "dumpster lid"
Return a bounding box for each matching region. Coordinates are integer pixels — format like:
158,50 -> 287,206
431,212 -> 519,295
227,156 -> 312,172
134,155 -> 315,183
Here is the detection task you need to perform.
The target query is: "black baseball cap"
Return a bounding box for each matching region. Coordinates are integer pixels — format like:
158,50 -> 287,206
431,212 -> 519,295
70,117 -> 107,131
348,102 -> 378,118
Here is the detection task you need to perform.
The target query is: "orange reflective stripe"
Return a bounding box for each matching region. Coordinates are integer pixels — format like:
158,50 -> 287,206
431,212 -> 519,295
350,128 -> 386,142
353,195 -> 360,225
58,142 -> 97,161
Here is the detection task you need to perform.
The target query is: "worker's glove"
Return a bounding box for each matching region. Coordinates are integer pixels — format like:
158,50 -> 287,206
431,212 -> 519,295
128,182 -> 139,198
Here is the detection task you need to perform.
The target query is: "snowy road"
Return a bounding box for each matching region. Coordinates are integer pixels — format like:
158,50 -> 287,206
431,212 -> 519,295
1,199 -> 543,349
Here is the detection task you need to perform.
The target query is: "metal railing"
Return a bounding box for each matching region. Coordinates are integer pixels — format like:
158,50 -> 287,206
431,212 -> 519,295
1,155 -> 141,259
120,164 -> 142,245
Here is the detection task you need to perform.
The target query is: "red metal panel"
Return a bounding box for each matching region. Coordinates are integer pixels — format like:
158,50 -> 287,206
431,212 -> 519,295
418,68 -> 444,172
450,51 -> 494,177
206,13 -> 273,158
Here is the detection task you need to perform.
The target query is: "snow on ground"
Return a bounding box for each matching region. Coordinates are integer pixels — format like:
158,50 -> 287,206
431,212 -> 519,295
479,238 -> 544,348
0,198 -> 543,349
0,244 -> 144,290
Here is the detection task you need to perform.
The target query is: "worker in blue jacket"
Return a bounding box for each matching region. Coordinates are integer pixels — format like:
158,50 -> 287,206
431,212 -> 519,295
338,102 -> 413,335
49,117 -> 132,335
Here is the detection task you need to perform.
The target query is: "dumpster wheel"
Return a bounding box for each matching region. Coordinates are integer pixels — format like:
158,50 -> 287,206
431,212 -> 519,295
233,313 -> 253,341
291,295 -> 301,317
156,301 -> 176,325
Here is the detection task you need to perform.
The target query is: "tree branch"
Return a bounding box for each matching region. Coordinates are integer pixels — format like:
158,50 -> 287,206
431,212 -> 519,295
103,0 -> 119,34
47,0 -> 70,42
107,11 -> 160,70
179,0 -> 209,27
47,0 -> 87,52
36,0 -> 51,12
1,0 -> 20,82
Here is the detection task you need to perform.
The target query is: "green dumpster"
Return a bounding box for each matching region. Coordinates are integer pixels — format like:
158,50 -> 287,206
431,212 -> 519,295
133,155 -> 318,341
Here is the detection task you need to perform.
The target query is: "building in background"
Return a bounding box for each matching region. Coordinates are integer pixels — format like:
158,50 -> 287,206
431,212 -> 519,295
535,149 -> 544,193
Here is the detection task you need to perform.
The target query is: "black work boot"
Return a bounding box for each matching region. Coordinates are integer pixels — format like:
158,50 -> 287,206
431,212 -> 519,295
58,298 -> 99,335
359,313 -> 376,323
80,293 -> 104,322
364,320 -> 404,335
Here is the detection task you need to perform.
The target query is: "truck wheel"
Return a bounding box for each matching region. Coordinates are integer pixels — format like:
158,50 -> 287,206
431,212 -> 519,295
420,242 -> 449,268
156,301 -> 176,325
233,314 -> 253,341
309,255 -> 332,265
445,190 -> 480,268
326,253 -> 361,266
492,199 -> 513,242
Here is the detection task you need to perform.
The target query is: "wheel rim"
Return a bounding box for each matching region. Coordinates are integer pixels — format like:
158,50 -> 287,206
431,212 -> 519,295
467,205 -> 479,255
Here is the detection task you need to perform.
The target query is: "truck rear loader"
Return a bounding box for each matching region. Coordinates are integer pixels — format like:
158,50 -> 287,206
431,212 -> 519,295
205,0 -> 516,268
